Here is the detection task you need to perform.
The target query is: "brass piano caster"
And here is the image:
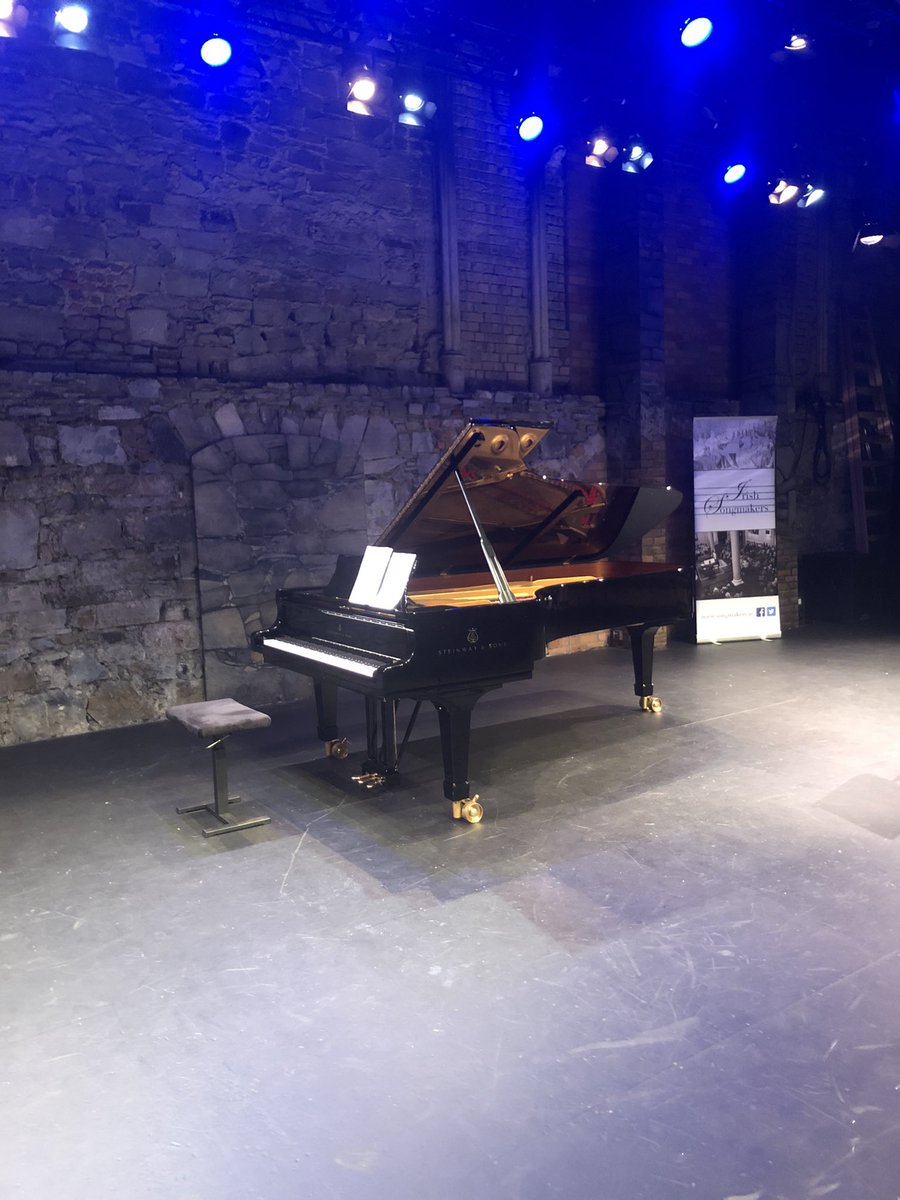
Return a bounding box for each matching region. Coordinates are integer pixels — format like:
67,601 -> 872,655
325,737 -> 350,759
451,796 -> 483,824
352,771 -> 386,790
640,696 -> 663,714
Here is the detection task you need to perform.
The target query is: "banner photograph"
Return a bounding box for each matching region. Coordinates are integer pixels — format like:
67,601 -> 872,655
693,416 -> 781,643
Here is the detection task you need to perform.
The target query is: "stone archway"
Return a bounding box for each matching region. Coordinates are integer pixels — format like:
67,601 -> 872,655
190,432 -> 368,705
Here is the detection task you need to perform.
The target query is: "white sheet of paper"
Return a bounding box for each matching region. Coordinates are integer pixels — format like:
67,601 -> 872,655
348,545 -> 393,606
373,552 -> 417,610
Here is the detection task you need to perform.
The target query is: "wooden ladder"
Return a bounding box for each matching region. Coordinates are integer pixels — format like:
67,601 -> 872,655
839,303 -> 894,554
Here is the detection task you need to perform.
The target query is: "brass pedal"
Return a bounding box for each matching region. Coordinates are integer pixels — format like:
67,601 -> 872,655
352,771 -> 386,790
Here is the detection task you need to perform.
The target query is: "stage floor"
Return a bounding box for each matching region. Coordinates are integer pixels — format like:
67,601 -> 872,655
4,625 -> 900,1199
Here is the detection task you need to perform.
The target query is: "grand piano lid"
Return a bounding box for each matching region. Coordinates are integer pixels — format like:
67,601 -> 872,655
377,419 -> 683,576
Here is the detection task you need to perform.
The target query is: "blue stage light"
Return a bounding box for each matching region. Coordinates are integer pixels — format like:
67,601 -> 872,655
56,4 -> 89,34
681,16 -> 713,47
200,36 -> 232,67
518,114 -> 544,142
723,163 -> 746,184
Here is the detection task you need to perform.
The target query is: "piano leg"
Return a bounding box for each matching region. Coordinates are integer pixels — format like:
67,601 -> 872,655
315,681 -> 349,758
379,699 -> 399,776
432,688 -> 496,819
628,624 -> 663,713
314,680 -> 338,741
357,697 -> 400,786
364,695 -> 379,766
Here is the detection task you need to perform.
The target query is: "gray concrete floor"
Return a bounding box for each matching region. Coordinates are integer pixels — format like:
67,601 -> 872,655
3,625 -> 900,1200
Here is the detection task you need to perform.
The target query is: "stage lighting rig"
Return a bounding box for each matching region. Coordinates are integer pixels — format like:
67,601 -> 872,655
200,35 -> 232,67
680,16 -> 713,47
347,64 -> 378,116
585,133 -> 618,168
55,3 -> 88,33
768,178 -> 800,205
517,113 -> 545,142
621,135 -> 653,173
854,222 -> 886,248
397,83 -> 436,128
797,182 -> 826,208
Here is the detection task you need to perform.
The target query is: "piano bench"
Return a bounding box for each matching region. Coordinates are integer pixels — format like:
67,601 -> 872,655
166,699 -> 272,838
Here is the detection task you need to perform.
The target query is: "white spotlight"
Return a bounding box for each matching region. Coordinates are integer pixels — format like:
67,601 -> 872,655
349,73 -> 376,103
585,133 -> 618,168
621,136 -> 653,173
768,178 -> 800,205
347,70 -> 377,116
56,4 -> 89,33
797,183 -> 826,208
857,223 -> 885,247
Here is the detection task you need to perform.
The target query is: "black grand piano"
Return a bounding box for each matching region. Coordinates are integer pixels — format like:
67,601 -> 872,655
252,419 -> 693,822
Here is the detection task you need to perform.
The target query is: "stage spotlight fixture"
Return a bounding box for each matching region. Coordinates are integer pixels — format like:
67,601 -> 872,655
397,88 -> 436,127
347,68 -> 377,116
0,0 -> 14,18
350,73 -> 376,103
621,136 -> 653,173
797,183 -> 826,208
768,178 -> 800,205
681,16 -> 713,47
585,133 -> 618,168
517,114 -> 544,142
200,36 -> 232,67
856,222 -> 885,247
723,163 -> 747,184
786,33 -> 809,51
56,3 -> 88,33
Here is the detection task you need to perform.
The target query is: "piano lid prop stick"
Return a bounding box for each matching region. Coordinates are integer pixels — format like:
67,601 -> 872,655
454,470 -> 517,604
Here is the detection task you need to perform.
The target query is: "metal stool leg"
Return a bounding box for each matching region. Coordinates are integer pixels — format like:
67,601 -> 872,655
176,735 -> 271,838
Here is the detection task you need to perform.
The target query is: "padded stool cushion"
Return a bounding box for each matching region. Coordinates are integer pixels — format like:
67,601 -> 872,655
166,698 -> 271,739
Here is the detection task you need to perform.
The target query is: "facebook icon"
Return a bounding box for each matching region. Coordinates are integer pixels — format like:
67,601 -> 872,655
756,607 -> 765,617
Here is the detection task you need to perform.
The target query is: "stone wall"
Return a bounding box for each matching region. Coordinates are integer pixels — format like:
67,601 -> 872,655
2,0 -> 865,749
0,3 -> 583,396
0,376 -> 607,745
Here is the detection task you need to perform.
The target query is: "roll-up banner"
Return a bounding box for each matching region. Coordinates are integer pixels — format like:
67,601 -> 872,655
693,416 -> 781,644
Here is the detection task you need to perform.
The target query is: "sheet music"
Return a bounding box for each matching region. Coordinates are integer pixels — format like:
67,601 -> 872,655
348,546 -> 393,606
348,546 -> 417,609
372,551 -> 416,609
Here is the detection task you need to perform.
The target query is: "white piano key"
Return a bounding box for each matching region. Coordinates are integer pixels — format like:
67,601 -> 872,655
261,637 -> 381,678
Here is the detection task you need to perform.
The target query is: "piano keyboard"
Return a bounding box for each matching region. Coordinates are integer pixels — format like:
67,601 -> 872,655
261,637 -> 386,678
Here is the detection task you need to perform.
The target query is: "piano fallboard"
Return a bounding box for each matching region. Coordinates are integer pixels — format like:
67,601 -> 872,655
256,587 -> 546,696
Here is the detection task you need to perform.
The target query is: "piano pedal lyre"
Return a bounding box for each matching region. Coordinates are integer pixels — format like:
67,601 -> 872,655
324,737 -> 350,759
352,771 -> 386,790
640,696 -> 663,714
451,796 -> 484,824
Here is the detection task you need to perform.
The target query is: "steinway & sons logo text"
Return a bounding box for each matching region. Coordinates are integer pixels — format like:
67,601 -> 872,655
438,627 -> 509,656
